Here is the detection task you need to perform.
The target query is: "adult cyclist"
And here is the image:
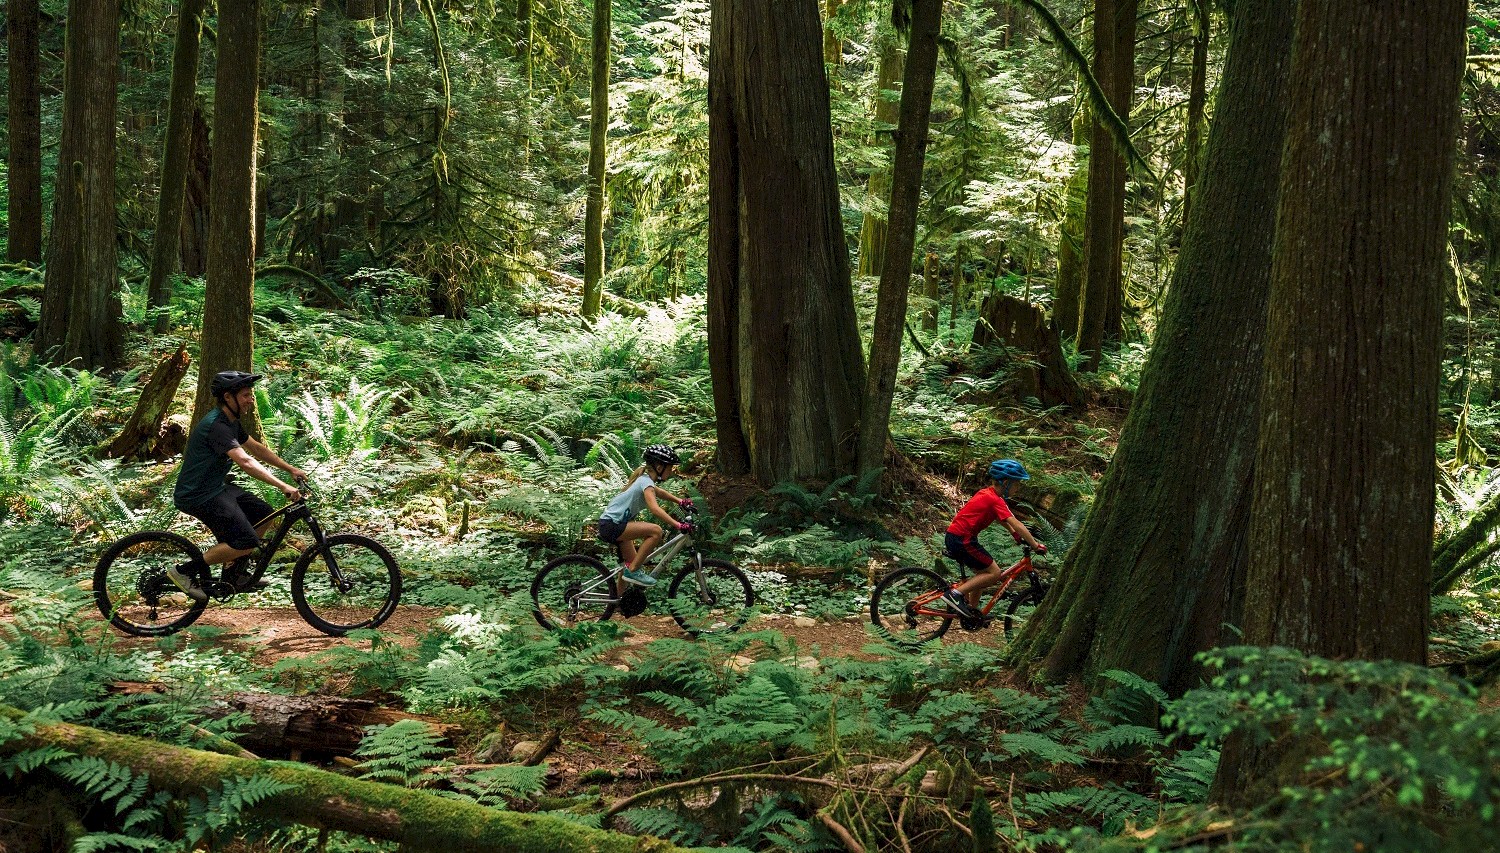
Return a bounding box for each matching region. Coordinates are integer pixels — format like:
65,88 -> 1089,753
166,370 -> 306,602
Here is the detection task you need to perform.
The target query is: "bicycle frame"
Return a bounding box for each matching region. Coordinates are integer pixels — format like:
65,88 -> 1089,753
245,497 -> 336,581
909,553 -> 1035,620
574,525 -> 706,612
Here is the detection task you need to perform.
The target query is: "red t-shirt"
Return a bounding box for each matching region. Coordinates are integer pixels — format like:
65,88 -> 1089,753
946,486 -> 1013,540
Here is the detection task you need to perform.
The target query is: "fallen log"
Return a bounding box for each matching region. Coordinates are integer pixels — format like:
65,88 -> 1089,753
100,344 -> 191,461
0,704 -> 686,853
109,683 -> 459,757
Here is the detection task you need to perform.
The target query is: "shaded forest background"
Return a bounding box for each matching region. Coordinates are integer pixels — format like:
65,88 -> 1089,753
2,0 -> 1500,850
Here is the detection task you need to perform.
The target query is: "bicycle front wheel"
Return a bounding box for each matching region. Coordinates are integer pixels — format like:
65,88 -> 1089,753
291,534 -> 402,637
666,558 -> 754,636
870,567 -> 953,648
93,531 -> 207,637
1003,576 -> 1047,640
532,555 -> 618,630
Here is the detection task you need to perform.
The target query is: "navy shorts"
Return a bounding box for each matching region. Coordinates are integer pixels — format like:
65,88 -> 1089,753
598,517 -> 627,545
944,532 -> 996,573
182,484 -> 274,551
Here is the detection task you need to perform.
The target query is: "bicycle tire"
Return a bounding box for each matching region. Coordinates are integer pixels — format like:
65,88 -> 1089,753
870,567 -> 954,648
666,558 -> 754,636
290,534 -> 402,637
1003,576 -> 1047,639
531,555 -> 618,630
93,531 -> 208,637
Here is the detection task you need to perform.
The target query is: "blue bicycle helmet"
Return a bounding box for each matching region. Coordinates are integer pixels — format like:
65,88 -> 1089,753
988,459 -> 1030,482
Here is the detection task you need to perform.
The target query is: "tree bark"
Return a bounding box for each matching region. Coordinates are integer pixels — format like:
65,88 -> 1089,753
101,345 -> 191,462
0,705 -> 687,853
1181,0 -> 1210,229
1076,0 -> 1137,369
707,0 -> 866,484
856,33 -> 904,278
37,0 -> 124,371
1214,0 -> 1465,806
6,0 -> 43,263
194,0 -> 261,425
1053,104 -> 1089,339
921,249 -> 939,332
147,0 -> 208,334
582,0 -> 610,319
855,0 -> 943,484
179,105 -> 212,277
1010,0 -> 1296,694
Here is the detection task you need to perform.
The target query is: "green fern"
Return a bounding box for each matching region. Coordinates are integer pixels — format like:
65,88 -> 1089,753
619,807 -> 715,846
447,764 -> 550,808
353,719 -> 453,786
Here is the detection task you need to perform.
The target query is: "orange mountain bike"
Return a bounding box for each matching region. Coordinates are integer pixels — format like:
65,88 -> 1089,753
869,546 -> 1048,647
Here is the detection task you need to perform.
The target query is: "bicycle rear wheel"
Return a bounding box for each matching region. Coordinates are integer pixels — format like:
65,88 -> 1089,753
666,558 -> 754,636
1003,576 -> 1047,640
93,531 -> 207,637
870,567 -> 954,648
291,534 -> 402,637
531,555 -> 618,630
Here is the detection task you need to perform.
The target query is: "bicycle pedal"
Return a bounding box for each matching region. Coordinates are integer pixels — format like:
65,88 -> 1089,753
958,615 -> 993,632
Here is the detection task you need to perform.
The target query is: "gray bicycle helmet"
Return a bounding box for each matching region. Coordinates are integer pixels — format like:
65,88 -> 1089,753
644,444 -> 681,466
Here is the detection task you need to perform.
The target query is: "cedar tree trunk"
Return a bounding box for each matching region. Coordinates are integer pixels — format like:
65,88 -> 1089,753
707,0 -> 866,484
1010,0 -> 1296,694
148,0 -> 208,334
1075,0 -> 1137,369
856,33 -> 904,278
7,0 -> 43,263
37,0 -> 123,370
1053,104 -> 1090,339
582,0 -> 610,319
194,0 -> 261,424
1215,0 -> 1464,806
855,0 -> 942,483
1181,0 -> 1210,228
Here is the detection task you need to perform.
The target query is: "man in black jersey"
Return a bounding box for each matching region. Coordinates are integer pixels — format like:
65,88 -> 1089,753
167,370 -> 306,602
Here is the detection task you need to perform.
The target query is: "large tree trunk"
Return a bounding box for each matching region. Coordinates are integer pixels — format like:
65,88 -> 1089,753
6,0 -> 43,263
1075,0 -> 1137,370
582,0 -> 610,319
855,0 -> 942,484
179,105 -> 212,277
0,705 -> 688,853
1053,105 -> 1089,339
822,0 -> 843,68
147,0 -> 208,334
707,0 -> 866,484
1214,0 -> 1465,806
1010,0 -> 1296,694
194,0 -> 261,425
37,0 -> 124,371
856,34 -> 904,278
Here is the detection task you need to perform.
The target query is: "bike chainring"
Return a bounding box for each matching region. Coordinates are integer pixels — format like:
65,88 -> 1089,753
958,614 -> 993,632
205,579 -> 237,603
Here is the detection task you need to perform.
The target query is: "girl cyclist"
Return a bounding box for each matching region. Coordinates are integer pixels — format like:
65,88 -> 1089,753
942,459 -> 1046,618
598,444 -> 693,589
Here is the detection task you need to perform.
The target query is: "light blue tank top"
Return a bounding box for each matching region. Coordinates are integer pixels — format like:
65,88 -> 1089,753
601,474 -> 655,523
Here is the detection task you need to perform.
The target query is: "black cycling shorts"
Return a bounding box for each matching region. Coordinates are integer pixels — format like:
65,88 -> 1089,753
944,532 -> 996,573
183,484 -> 274,551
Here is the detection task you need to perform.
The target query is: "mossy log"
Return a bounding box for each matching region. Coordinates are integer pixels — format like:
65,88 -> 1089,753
100,344 -> 191,461
0,705 -> 686,853
1431,486 -> 1500,593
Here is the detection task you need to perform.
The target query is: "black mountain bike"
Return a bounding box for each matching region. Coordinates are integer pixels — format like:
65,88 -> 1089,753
94,483 -> 401,638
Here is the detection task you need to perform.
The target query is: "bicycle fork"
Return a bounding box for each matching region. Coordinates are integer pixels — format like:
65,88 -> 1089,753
308,520 -> 355,594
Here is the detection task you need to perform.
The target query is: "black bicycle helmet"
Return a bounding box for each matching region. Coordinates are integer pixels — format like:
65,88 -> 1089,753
643,444 -> 681,466
210,370 -> 263,399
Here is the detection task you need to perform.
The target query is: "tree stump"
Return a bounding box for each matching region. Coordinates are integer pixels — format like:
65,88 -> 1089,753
972,294 -> 1082,409
100,344 -> 191,461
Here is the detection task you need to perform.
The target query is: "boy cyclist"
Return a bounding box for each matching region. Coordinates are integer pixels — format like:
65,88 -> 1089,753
167,370 -> 306,602
598,444 -> 692,590
942,459 -> 1046,619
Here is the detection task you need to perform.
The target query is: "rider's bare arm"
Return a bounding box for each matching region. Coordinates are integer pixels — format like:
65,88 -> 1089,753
227,446 -> 302,500
1003,516 -> 1045,551
643,488 -> 684,528
241,436 -> 305,478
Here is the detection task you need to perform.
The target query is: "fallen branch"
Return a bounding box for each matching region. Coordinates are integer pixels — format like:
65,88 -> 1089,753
818,811 -> 865,853
0,704 -> 686,853
521,730 -> 561,767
